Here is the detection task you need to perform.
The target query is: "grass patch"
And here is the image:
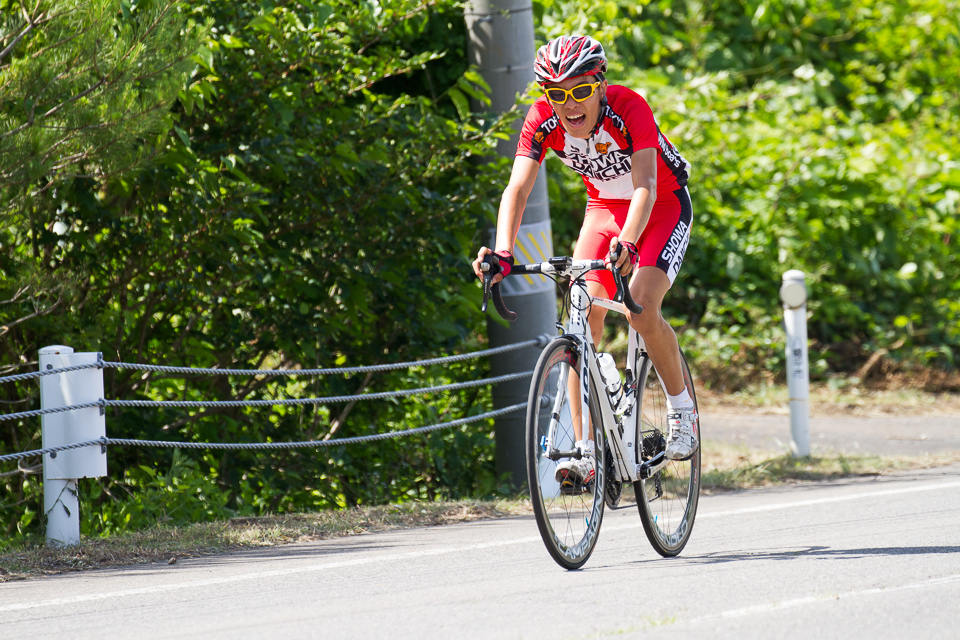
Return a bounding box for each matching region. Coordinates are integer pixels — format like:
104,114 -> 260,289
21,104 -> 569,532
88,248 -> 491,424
0,500 -> 529,583
701,443 -> 960,492
698,383 -> 960,418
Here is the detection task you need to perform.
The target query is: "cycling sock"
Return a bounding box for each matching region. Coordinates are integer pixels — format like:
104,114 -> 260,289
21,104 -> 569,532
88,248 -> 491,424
667,389 -> 694,411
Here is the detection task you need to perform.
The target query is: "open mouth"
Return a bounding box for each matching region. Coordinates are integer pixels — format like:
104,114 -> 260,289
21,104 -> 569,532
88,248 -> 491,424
566,113 -> 586,127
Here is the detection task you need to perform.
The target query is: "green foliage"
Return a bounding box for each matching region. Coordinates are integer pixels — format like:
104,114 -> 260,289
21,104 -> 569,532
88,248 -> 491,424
0,0 -> 206,192
1,0 -> 515,543
2,0 -> 959,543
84,450 -> 233,535
536,0 -> 960,386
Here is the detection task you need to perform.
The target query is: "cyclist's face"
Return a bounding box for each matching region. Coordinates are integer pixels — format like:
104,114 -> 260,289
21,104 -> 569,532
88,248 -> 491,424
545,75 -> 606,139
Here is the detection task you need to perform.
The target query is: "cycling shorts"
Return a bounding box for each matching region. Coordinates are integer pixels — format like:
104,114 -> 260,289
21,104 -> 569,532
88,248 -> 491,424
573,186 -> 693,299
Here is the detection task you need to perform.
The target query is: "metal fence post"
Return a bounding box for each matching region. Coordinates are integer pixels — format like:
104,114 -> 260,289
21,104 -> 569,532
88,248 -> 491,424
39,345 -> 107,546
780,271 -> 810,457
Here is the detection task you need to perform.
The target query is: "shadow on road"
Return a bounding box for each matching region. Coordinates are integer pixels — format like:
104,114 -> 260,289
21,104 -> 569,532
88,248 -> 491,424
682,545 -> 960,565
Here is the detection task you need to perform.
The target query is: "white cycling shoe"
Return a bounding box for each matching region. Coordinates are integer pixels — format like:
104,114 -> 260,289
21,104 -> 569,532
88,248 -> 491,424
665,408 -> 699,460
555,440 -> 596,494
555,457 -> 596,494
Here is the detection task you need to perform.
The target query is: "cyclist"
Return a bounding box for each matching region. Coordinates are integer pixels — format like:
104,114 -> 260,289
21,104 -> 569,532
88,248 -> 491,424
472,35 -> 698,488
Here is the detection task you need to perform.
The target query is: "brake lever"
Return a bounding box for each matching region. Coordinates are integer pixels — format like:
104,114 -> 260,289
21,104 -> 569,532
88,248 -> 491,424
609,244 -> 643,315
479,254 -> 517,321
481,260 -> 493,313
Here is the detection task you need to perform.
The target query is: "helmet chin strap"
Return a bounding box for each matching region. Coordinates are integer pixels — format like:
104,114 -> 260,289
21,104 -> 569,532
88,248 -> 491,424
590,95 -> 608,136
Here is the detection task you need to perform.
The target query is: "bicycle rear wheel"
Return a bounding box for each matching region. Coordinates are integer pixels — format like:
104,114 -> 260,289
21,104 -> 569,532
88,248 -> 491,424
633,348 -> 700,557
526,336 -> 606,570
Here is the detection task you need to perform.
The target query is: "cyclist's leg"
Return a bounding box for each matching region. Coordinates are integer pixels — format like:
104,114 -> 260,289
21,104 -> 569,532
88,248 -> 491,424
624,267 -> 685,395
622,186 -> 693,398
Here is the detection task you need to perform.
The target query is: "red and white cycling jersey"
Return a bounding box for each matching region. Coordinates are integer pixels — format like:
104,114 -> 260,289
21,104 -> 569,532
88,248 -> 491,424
516,85 -> 690,201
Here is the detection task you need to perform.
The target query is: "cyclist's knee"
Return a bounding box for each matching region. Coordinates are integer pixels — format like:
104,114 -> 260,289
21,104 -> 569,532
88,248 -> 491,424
626,304 -> 664,336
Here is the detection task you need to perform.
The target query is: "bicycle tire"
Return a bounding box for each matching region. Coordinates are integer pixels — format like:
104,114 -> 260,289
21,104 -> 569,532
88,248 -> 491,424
633,348 -> 701,557
526,336 -> 606,570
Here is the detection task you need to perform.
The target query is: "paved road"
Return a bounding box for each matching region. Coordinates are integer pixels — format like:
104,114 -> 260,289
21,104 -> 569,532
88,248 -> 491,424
703,411 -> 960,456
3,464 -> 959,639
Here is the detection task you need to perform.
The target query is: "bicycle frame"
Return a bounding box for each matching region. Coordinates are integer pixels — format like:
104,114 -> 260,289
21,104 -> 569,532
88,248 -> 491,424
486,253 -> 701,567
539,261 -> 672,485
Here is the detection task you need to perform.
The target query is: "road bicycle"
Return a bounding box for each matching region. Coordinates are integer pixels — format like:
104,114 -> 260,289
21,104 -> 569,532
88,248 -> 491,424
481,249 -> 701,570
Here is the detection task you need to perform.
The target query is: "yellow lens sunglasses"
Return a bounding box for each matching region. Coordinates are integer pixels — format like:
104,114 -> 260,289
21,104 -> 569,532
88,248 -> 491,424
544,81 -> 601,104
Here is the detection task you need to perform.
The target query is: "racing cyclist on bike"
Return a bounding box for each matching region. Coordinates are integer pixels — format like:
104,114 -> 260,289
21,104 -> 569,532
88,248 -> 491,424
472,35 -> 699,488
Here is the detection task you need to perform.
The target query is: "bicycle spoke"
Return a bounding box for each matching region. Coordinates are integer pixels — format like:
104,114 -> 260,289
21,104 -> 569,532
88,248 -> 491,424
527,337 -> 605,569
634,350 -> 701,557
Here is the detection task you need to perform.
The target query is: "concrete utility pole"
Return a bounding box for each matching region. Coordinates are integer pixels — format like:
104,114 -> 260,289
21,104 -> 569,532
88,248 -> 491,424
465,0 -> 556,489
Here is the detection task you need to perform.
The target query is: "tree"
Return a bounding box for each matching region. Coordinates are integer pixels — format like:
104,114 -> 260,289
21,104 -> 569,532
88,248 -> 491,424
0,0 -> 206,193
0,0 -> 206,347
1,0 -> 515,539
536,0 -> 960,383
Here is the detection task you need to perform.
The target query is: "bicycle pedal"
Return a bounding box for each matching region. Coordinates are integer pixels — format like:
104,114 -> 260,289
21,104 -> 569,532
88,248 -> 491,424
559,478 -> 592,495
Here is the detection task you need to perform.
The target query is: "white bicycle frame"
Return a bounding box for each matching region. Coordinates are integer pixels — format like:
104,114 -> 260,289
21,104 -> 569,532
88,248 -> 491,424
539,259 -> 672,484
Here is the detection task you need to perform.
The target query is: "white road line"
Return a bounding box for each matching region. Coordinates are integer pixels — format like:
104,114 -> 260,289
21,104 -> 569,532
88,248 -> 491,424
600,479 -> 960,535
0,535 -> 541,614
3,479 -> 958,614
683,573 -> 960,625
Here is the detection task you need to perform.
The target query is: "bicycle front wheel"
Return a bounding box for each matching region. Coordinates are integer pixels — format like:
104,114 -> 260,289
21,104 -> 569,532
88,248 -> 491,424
634,348 -> 701,557
526,336 -> 606,570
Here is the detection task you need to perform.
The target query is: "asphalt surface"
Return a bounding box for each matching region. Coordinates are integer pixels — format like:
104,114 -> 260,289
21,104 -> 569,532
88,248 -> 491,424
703,410 -> 960,456
3,409 -> 958,638
2,463 -> 959,639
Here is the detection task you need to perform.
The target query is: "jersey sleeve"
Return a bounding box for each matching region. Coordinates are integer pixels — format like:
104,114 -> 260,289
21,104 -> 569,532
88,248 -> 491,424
516,99 -> 561,164
611,86 -> 661,154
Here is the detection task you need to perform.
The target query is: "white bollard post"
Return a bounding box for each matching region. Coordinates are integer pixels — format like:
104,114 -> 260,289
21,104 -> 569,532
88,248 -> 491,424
780,271 -> 810,457
39,346 -> 107,547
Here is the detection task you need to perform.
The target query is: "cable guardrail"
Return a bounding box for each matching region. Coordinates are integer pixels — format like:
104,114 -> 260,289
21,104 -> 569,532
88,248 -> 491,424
0,361 -> 105,384
0,402 -> 528,464
0,336 -> 546,385
2,338 -> 548,545
1,337 -> 547,465
0,371 -> 533,422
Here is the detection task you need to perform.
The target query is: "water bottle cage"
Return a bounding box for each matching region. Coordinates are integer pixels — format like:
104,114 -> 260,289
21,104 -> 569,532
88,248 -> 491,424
617,381 -> 637,417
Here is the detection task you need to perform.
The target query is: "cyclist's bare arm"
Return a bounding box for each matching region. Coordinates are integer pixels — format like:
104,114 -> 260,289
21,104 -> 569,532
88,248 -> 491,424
472,156 -> 541,283
612,147 -> 658,274
495,156 -> 540,252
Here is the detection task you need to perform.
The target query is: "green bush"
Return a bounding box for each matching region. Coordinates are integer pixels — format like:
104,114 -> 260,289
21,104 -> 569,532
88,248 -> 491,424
537,0 -> 960,385
0,0 -> 514,543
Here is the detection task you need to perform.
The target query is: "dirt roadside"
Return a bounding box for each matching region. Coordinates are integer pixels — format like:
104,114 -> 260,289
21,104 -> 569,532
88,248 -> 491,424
698,388 -> 960,456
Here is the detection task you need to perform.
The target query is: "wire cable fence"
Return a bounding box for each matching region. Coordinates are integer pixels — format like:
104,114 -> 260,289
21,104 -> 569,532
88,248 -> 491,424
0,371 -> 533,423
0,337 -> 547,464
0,336 -> 545,386
0,402 -> 528,464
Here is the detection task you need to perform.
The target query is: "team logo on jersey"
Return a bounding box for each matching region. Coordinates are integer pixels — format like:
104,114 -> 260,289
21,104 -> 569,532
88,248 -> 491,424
566,149 -> 631,180
595,142 -> 611,155
534,131 -> 545,144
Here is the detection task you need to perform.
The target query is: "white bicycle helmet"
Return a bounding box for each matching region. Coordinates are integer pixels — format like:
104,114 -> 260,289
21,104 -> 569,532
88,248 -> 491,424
533,35 -> 607,85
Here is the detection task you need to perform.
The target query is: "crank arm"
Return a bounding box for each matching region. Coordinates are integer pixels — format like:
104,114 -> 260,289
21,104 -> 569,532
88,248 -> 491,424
637,452 -> 669,479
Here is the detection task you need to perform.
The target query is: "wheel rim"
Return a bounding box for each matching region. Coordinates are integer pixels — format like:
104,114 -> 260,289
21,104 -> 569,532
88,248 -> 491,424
528,341 -> 605,568
636,356 -> 700,554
